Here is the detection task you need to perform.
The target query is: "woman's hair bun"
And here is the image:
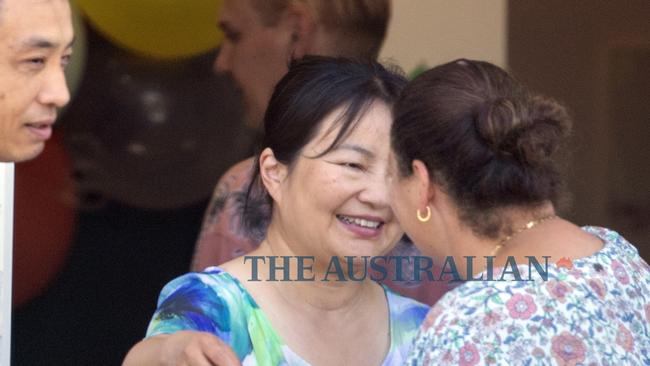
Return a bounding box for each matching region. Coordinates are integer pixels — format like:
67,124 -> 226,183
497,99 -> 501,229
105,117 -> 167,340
476,94 -> 572,167
475,97 -> 521,154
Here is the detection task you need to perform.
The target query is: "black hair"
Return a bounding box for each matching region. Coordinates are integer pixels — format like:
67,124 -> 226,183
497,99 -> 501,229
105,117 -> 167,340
245,55 -> 406,219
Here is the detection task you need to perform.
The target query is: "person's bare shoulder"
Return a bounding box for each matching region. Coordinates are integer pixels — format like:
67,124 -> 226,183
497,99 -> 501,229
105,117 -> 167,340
191,157 -> 265,271
203,157 -> 256,225
223,158 -> 256,186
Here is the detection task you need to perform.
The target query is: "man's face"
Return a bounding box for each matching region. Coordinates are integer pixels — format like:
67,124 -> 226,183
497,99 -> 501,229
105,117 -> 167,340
214,0 -> 295,128
0,0 -> 73,162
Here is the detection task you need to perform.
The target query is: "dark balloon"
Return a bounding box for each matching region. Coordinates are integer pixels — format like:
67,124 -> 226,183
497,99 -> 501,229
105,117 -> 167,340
61,25 -> 254,209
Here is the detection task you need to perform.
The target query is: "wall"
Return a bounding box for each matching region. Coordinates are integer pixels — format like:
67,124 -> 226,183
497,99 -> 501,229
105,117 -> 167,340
380,0 -> 508,72
509,0 -> 650,258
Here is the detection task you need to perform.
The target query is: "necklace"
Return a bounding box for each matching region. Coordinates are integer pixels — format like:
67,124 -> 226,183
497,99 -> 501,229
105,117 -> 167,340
490,214 -> 557,257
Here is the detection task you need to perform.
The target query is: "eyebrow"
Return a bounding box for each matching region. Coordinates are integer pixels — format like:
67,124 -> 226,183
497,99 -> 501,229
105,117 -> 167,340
336,143 -> 375,159
20,35 -> 75,51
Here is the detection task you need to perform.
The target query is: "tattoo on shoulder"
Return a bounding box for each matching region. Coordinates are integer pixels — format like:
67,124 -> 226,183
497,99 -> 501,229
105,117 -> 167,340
205,181 -> 231,225
231,189 -> 271,244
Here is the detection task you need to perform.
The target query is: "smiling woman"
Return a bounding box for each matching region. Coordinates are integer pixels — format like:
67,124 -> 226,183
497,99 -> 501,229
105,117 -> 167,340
123,56 -> 429,366
244,57 -> 405,262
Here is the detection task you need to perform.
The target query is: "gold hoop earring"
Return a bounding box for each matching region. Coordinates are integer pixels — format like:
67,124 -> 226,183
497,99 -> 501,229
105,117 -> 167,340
416,206 -> 431,222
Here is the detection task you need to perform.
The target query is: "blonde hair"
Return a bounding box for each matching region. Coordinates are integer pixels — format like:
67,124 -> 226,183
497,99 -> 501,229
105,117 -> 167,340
250,0 -> 390,59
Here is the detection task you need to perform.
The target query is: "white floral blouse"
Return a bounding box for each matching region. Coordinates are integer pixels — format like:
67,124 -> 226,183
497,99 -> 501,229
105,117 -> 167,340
407,227 -> 650,365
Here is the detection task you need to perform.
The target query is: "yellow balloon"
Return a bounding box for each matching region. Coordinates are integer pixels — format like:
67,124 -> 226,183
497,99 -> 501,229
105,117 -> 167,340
74,0 -> 223,59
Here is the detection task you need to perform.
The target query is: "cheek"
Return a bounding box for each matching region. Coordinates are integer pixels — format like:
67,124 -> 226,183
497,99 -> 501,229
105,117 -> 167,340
0,93 -> 6,119
385,221 -> 404,244
8,77 -> 41,108
252,34 -> 290,73
299,168 -> 350,215
388,183 -> 405,211
311,173 -> 346,208
243,33 -> 286,67
0,77 -> 21,105
229,45 -> 253,79
3,96 -> 30,123
235,45 -> 286,99
389,186 -> 414,225
0,72 -> 21,122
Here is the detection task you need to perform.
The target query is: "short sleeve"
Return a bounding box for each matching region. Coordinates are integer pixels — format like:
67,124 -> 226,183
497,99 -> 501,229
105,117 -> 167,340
146,273 -> 231,335
145,272 -> 254,358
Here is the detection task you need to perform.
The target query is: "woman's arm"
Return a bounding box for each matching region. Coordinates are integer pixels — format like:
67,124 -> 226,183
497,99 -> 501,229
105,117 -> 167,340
122,331 -> 241,366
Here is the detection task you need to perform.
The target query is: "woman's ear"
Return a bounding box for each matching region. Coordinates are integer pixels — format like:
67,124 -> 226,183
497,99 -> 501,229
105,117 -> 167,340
412,160 -> 434,210
259,147 -> 288,203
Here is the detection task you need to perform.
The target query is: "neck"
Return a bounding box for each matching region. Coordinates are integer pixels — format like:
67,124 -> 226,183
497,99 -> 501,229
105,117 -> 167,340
445,203 -> 557,277
250,223 -> 374,312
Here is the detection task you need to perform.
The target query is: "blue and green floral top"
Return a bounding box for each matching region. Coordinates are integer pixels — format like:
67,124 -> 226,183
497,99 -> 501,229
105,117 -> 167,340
146,267 -> 429,365
407,227 -> 650,365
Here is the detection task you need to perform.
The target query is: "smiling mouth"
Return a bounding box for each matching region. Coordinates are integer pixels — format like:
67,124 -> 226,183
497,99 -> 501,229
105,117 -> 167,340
336,214 -> 384,229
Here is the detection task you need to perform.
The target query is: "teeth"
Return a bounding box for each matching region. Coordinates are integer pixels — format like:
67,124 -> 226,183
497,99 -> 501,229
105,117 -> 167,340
338,215 -> 381,229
